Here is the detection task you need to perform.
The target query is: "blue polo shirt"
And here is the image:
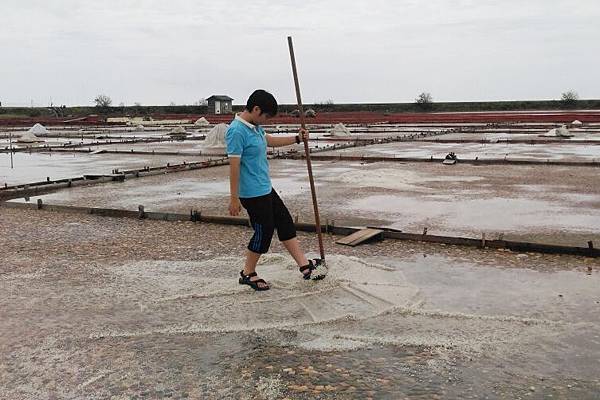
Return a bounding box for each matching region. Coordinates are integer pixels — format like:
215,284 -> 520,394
225,115 -> 272,198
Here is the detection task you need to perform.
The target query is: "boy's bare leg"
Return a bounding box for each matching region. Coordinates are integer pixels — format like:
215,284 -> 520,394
281,237 -> 310,275
243,250 -> 268,289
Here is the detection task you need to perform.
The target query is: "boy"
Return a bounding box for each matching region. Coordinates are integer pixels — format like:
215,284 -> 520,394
226,89 -> 321,291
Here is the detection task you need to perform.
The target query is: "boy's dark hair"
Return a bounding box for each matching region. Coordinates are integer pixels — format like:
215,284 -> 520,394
245,89 -> 278,116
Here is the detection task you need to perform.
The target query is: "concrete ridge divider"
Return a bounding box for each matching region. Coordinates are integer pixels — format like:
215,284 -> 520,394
34,148 -> 208,156
417,138 -> 600,145
289,154 -> 600,167
0,136 -> 208,154
2,201 -> 597,258
0,177 -> 113,201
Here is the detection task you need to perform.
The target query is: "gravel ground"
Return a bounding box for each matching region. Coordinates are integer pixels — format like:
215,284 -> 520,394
4,205 -> 596,273
1,206 -> 599,399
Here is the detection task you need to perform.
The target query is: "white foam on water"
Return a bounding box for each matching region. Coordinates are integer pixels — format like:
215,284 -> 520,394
292,336 -> 367,351
88,253 -> 569,354
291,308 -> 566,354
90,254 -> 420,339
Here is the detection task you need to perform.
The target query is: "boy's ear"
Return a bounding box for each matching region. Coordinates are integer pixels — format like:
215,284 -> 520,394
252,105 -> 262,115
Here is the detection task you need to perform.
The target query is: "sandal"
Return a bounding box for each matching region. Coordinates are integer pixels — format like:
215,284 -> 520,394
299,259 -> 326,281
239,270 -> 270,291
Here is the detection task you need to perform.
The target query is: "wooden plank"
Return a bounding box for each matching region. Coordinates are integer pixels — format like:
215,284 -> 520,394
442,159 -> 457,165
336,228 -> 384,247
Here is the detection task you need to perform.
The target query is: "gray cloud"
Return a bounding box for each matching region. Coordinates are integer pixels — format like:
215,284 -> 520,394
1,0 -> 598,106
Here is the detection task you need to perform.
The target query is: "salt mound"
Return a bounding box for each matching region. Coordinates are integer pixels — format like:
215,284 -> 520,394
195,117 -> 210,126
169,126 -> 187,135
571,120 -> 583,126
305,108 -> 317,117
28,123 -> 49,135
203,123 -> 228,148
330,123 -> 352,136
17,131 -> 45,143
18,123 -> 47,142
544,125 -> 573,138
136,124 -> 145,132
557,125 -> 573,137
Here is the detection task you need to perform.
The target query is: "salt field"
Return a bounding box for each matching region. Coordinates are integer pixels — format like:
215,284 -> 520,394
2,118 -> 600,399
4,1 -> 600,397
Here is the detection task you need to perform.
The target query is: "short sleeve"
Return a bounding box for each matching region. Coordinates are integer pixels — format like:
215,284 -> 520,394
225,126 -> 244,157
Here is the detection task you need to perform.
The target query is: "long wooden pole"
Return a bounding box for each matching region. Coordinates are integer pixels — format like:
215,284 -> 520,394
9,131 -> 14,169
287,36 -> 325,262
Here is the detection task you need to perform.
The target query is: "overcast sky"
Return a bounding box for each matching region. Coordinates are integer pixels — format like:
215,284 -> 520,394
1,0 -> 599,106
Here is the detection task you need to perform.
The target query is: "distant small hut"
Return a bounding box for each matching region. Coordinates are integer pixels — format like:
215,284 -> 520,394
207,95 -> 233,115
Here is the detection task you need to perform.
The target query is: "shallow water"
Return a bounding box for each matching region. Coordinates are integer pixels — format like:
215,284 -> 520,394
0,152 -> 205,186
324,141 -> 600,161
349,194 -> 600,235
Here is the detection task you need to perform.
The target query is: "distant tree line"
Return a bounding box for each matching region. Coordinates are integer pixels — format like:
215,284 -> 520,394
0,91 -> 596,119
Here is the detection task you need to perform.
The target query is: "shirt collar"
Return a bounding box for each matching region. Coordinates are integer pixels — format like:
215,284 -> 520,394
235,114 -> 256,130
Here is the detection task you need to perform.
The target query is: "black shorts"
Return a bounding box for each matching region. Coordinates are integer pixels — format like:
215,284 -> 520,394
240,188 -> 297,254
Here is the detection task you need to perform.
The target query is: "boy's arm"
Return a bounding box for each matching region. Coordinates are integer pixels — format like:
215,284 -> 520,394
265,134 -> 298,147
228,157 -> 242,216
266,128 -> 308,147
